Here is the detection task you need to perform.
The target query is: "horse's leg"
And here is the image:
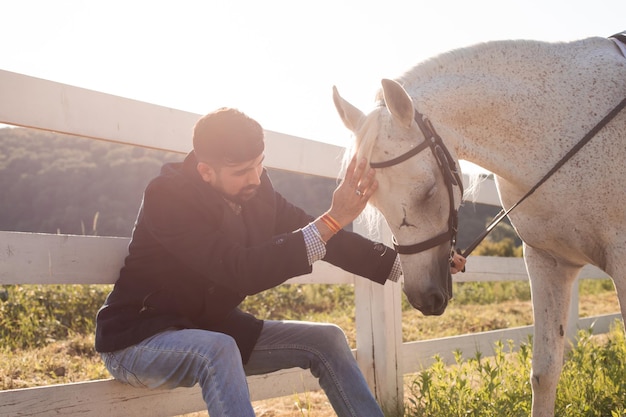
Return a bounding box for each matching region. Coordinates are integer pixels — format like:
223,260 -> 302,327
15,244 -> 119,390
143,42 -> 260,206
524,245 -> 581,417
604,254 -> 626,332
612,276 -> 626,322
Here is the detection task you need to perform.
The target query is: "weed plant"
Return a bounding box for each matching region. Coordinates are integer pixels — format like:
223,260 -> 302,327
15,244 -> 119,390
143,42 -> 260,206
406,323 -> 626,417
557,325 -> 626,416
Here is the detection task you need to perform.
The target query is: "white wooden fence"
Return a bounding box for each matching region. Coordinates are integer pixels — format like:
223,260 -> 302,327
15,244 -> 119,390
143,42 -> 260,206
0,69 -> 621,417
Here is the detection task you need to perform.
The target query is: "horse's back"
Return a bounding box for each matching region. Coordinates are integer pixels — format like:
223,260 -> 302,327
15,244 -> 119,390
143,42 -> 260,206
490,37 -> 626,269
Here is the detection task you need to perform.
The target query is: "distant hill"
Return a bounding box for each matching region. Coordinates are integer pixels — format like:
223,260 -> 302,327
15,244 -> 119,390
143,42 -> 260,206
0,127 -> 514,249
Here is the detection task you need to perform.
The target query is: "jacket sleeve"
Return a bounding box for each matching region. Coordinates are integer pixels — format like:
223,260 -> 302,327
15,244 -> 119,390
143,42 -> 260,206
323,229 -> 397,285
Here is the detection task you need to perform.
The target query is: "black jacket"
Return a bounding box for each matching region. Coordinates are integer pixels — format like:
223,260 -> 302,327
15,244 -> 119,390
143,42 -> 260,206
95,152 -> 397,362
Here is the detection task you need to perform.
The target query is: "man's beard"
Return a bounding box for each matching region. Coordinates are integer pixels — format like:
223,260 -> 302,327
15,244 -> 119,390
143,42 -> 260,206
227,185 -> 259,205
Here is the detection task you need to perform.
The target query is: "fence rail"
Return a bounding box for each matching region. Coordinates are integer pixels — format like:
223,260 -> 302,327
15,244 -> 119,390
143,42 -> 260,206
0,69 -> 620,417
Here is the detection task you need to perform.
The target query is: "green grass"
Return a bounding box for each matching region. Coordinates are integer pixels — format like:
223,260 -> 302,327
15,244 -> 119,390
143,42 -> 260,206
0,284 -> 111,351
0,334 -> 109,390
0,280 -> 624,416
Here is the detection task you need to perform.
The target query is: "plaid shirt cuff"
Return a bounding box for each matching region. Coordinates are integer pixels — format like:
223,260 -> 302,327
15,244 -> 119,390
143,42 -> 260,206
302,223 -> 327,265
387,256 -> 402,282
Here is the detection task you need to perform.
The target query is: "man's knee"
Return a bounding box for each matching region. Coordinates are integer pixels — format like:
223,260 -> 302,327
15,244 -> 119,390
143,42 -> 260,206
315,323 -> 350,350
177,329 -> 241,364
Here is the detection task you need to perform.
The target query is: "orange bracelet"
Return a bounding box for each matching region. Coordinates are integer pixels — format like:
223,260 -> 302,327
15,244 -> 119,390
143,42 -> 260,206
324,214 -> 342,232
321,216 -> 339,234
321,214 -> 341,234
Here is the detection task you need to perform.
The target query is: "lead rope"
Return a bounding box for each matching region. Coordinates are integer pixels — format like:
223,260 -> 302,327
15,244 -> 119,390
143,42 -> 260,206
460,96 -> 626,259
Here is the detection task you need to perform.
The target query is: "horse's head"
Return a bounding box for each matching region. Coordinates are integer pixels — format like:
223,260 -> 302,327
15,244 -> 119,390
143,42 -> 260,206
333,79 -> 463,316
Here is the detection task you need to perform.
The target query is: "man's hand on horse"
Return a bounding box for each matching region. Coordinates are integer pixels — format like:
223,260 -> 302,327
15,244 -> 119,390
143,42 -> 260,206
450,252 -> 466,274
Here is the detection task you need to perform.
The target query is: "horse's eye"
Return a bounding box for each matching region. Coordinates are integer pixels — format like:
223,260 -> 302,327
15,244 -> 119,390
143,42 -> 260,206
424,184 -> 437,200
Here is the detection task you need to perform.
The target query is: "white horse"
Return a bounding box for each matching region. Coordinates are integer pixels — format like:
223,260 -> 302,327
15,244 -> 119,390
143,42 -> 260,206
333,35 -> 626,417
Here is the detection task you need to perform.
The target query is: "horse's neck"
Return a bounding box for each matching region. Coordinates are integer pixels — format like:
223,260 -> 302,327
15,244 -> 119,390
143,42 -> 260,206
401,38 -> 621,187
413,82 -> 550,187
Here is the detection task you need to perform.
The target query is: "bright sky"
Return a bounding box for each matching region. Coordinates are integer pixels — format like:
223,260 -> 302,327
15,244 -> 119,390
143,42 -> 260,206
1,0 -> 624,152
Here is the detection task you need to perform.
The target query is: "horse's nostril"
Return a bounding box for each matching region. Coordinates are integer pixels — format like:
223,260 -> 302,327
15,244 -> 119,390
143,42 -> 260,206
432,292 -> 444,308
421,291 -> 449,316
405,286 -> 450,316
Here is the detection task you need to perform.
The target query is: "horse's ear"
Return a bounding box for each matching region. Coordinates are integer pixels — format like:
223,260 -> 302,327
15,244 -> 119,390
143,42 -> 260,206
332,86 -> 364,133
381,79 -> 414,128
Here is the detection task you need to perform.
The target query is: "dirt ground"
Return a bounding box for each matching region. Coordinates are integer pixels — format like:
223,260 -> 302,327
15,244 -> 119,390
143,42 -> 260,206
179,390 -> 335,417
180,375 -> 417,417
252,392 -> 335,417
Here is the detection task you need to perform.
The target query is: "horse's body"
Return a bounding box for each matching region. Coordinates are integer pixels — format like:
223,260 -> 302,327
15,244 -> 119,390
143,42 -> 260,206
333,36 -> 626,416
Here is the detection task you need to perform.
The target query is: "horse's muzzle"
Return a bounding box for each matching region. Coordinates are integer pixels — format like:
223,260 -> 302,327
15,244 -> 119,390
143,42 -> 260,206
406,287 -> 450,316
407,269 -> 453,315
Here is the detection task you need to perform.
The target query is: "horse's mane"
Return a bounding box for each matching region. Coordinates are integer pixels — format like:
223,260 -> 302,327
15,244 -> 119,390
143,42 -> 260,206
340,107 -> 381,171
339,109 -> 386,238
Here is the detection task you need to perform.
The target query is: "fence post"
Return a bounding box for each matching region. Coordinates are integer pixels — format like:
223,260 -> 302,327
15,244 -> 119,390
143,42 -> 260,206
353,219 -> 404,416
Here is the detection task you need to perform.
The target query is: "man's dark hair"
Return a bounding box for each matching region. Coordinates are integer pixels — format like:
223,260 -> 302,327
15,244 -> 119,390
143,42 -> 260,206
193,107 -> 264,164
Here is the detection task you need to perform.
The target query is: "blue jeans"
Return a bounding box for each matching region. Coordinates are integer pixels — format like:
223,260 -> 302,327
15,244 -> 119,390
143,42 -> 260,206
101,320 -> 384,417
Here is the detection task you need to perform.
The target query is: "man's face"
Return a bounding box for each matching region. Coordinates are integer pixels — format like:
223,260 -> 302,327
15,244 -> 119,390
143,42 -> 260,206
198,153 -> 265,204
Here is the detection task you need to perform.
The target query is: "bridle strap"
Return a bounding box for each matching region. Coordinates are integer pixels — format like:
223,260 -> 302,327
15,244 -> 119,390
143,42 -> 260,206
370,109 -> 463,256
392,230 -> 452,255
370,140 -> 430,169
415,115 -> 464,195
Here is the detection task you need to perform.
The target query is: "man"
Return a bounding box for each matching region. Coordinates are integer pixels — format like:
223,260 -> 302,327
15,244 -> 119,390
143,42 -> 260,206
95,107 -> 466,416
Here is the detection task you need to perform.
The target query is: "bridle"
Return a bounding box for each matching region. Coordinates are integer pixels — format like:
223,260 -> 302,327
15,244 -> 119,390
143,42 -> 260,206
369,109 -> 464,257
